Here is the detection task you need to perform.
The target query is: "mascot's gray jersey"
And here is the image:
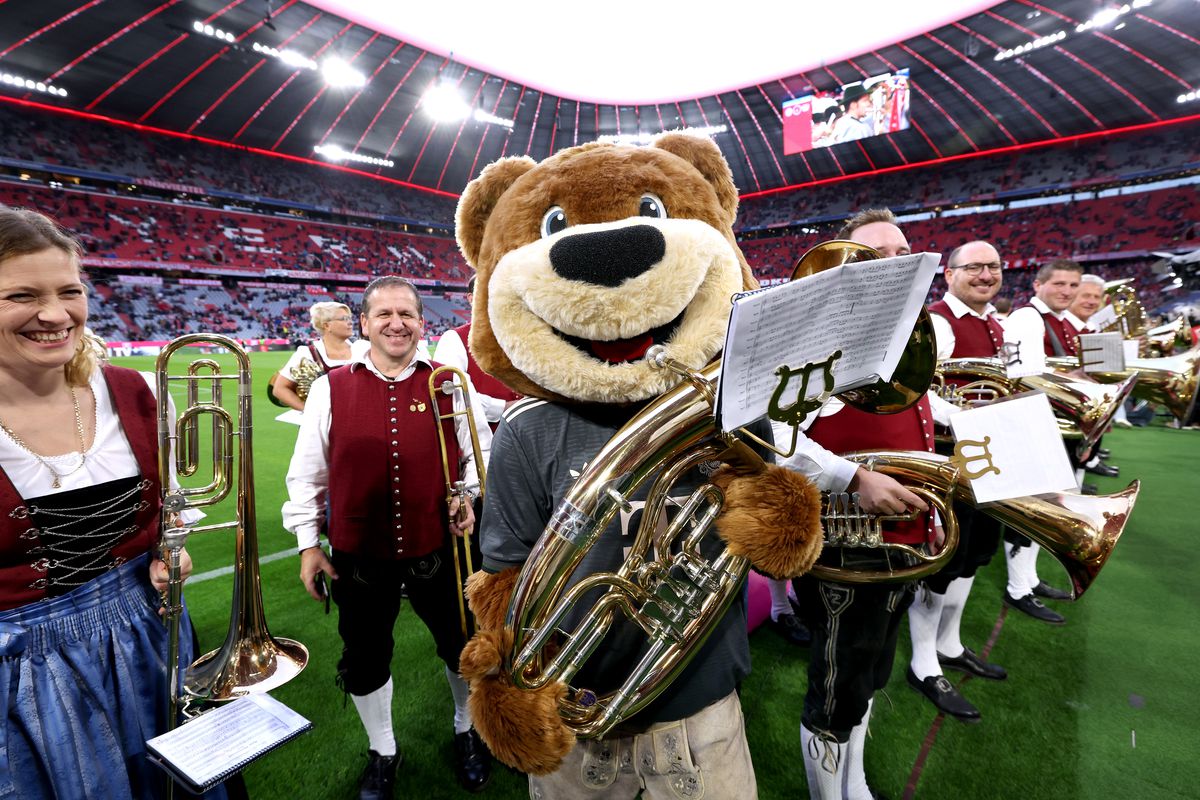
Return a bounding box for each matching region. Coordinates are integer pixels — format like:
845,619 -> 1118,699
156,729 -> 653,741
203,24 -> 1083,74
481,397 -> 769,729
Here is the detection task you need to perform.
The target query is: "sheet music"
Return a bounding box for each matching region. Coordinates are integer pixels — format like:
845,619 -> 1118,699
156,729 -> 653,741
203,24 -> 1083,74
1089,304 -> 1118,331
948,392 -> 1076,503
715,252 -> 940,432
274,409 -> 304,426
146,694 -> 311,788
1078,332 -> 1125,372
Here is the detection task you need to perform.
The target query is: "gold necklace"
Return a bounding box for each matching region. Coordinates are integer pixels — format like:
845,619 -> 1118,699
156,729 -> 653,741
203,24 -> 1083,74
0,387 -> 89,489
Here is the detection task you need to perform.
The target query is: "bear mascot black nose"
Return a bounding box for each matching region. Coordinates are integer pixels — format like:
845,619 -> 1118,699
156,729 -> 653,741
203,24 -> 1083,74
548,224 -> 666,287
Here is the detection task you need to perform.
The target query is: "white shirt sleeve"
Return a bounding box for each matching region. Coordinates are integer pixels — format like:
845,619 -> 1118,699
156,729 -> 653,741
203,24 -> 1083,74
281,374 -> 331,552
930,313 -> 956,361
770,417 -> 859,494
434,329 -> 507,424
926,389 -> 962,426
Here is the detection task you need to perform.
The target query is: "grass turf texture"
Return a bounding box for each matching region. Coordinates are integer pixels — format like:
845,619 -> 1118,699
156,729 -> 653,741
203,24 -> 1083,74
116,352 -> 1198,799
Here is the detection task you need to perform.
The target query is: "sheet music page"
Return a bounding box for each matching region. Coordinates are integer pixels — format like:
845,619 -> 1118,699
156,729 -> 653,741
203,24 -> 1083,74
1089,304 -> 1118,331
948,392 -> 1076,503
146,694 -> 311,787
715,252 -> 939,432
1002,313 -> 1048,378
274,409 -> 304,426
1078,332 -> 1126,372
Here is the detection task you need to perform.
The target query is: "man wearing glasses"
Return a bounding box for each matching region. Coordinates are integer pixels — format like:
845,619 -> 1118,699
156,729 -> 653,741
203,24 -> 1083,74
907,241 -> 1010,723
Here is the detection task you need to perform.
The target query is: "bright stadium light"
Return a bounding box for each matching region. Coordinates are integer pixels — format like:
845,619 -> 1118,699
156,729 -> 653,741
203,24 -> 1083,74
422,83 -> 471,122
597,125 -> 728,145
321,57 -> 366,88
0,69 -> 67,97
314,144 -> 394,168
473,108 -> 514,128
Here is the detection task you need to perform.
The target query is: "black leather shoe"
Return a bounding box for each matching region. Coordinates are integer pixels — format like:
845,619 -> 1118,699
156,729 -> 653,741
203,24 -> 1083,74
454,728 -> 492,793
1086,461 -> 1120,478
1003,591 -> 1065,625
1097,448 -> 1111,459
938,646 -> 1007,680
1081,483 -> 1099,495
770,612 -> 812,646
358,750 -> 401,800
906,667 -> 981,722
1032,580 -> 1072,601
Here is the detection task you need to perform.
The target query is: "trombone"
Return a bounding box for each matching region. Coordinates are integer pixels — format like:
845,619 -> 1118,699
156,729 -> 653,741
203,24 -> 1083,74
427,364 -> 488,638
156,334 -> 309,745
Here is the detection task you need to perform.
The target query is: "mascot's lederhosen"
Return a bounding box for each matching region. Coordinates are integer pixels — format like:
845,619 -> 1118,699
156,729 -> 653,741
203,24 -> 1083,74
0,366 -> 222,800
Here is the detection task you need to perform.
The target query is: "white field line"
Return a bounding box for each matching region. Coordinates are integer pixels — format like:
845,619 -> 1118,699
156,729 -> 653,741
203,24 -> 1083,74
190,547 -> 295,583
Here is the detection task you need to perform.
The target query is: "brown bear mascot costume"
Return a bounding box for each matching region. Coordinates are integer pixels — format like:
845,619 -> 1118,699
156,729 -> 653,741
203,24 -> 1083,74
455,132 -> 822,798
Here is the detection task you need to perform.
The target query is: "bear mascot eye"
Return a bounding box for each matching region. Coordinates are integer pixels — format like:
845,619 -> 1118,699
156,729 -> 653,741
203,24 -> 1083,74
541,206 -> 568,238
638,193 -> 667,219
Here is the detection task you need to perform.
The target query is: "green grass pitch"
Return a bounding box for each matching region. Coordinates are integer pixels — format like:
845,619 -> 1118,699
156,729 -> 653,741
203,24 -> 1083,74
117,351 -> 1199,799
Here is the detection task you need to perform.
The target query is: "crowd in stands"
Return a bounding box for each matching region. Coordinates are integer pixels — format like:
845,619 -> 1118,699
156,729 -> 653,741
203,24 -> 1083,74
0,103 -> 458,228
87,279 -> 470,342
0,183 -> 470,282
736,120 -> 1200,229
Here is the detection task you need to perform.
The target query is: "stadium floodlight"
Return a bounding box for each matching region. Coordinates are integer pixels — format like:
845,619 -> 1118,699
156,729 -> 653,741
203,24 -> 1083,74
473,108 -> 514,129
322,57 -> 366,88
0,68 -> 67,97
314,144 -> 394,168
597,125 -> 728,145
422,83 -> 471,122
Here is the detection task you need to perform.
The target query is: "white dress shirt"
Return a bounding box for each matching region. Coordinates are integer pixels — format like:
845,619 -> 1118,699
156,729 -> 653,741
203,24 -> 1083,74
282,349 -> 493,552
930,293 -> 1000,361
433,327 -> 508,424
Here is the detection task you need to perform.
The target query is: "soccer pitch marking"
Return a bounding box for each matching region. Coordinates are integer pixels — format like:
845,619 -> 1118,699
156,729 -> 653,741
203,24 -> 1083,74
191,547 -> 295,583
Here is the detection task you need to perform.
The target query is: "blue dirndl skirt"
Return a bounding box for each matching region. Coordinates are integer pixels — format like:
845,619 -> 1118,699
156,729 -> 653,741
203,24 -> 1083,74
0,553 -> 227,799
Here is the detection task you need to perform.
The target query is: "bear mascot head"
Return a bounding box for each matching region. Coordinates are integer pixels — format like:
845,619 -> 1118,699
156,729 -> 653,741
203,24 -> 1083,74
454,133 -> 822,775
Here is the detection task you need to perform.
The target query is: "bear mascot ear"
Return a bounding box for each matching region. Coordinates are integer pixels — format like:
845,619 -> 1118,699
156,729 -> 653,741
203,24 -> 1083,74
651,133 -> 740,229
455,156 -> 537,269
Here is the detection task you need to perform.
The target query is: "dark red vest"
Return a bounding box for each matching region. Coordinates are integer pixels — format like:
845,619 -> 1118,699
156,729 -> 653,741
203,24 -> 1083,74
0,366 -> 161,610
327,361 -> 461,560
1037,309 -> 1079,357
807,397 -> 935,545
928,300 -> 1005,358
455,322 -> 521,403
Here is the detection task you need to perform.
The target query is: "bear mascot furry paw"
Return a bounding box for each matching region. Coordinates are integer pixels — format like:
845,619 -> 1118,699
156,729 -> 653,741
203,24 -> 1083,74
455,132 -> 823,776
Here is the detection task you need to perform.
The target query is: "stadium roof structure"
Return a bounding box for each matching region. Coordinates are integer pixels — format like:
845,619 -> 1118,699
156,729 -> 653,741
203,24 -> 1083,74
1,0 -> 1198,197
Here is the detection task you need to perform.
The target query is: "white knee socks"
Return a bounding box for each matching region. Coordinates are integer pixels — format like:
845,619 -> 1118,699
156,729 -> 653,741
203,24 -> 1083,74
936,575 -> 974,658
908,587 -> 945,680
843,699 -> 874,800
446,666 -> 473,734
1006,541 -> 1039,598
768,578 -> 793,621
351,678 -> 396,756
802,724 -> 845,800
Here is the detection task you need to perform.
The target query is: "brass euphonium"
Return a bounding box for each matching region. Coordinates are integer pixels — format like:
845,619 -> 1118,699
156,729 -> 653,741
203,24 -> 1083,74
1050,347 -> 1200,423
819,450 -> 1139,598
156,334 -> 308,731
936,357 -> 1136,460
502,241 -> 939,738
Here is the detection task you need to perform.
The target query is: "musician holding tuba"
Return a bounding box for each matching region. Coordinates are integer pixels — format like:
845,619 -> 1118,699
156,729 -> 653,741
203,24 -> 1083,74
780,210 -> 962,800
0,209 -> 228,798
269,300 -> 369,411
281,276 -> 493,797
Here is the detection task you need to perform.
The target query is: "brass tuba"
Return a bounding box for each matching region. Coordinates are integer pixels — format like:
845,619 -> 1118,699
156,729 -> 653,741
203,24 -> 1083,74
936,357 -> 1136,461
811,450 -> 1140,598
1050,348 -> 1200,424
156,334 -> 308,730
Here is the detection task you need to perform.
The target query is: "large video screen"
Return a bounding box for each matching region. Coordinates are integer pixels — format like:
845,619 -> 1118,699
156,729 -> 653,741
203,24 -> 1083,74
782,69 -> 910,155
